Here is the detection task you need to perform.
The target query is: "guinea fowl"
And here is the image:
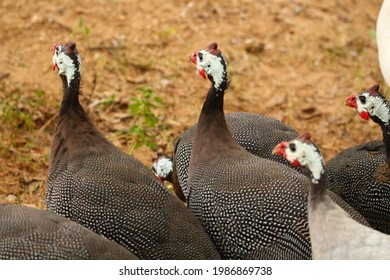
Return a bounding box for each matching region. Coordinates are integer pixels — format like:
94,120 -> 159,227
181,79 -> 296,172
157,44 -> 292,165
186,42 -> 368,259
331,84 -> 390,233
152,152 -> 186,202
326,139 -> 388,232
325,0 -> 390,234
0,204 -> 137,259
273,133 -> 390,259
152,113 -> 299,202
166,112 -> 300,202
46,42 -> 220,260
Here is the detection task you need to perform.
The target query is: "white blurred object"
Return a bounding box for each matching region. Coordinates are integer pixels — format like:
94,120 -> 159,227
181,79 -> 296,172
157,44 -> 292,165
377,0 -> 390,86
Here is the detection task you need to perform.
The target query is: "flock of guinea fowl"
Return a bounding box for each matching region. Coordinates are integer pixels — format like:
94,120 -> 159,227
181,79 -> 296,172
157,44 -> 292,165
1,1 -> 390,260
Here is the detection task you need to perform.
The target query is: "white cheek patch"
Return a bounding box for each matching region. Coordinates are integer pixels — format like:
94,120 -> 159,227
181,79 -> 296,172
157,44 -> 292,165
355,93 -> 366,114
197,51 -> 226,90
366,95 -> 390,124
286,141 -> 324,184
152,157 -> 173,179
356,93 -> 390,124
53,52 -> 80,87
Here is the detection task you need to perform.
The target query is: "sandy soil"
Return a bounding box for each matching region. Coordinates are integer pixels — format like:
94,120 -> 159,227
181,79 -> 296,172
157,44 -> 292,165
0,0 -> 384,208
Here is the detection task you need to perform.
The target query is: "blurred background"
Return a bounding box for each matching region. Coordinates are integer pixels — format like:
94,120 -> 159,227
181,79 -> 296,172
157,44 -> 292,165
0,0 -> 383,208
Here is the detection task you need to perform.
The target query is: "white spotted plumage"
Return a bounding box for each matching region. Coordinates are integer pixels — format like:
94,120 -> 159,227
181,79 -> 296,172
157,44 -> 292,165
188,44 -> 314,259
47,42 -> 220,260
284,137 -> 390,260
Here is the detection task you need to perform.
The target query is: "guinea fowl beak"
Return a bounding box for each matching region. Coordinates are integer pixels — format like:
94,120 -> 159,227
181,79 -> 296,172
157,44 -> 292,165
51,42 -> 61,71
155,175 -> 164,182
272,142 -> 301,167
345,94 -> 357,109
189,51 -> 198,65
189,50 -> 207,79
345,93 -> 370,120
151,165 -> 164,182
272,142 -> 287,157
52,43 -> 58,54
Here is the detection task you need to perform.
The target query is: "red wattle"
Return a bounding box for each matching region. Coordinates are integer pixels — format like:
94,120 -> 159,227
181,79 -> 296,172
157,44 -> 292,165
199,69 -> 207,79
292,159 -> 300,167
358,110 -> 370,120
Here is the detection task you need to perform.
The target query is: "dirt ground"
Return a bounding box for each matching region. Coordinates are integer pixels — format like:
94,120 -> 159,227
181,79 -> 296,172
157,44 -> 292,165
0,0 -> 384,208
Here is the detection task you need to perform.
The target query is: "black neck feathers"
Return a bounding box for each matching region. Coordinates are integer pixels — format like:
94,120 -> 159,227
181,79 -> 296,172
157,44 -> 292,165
51,59 -> 101,166
370,101 -> 390,167
199,86 -> 225,120
171,163 -> 187,202
59,58 -> 83,117
195,81 -> 236,147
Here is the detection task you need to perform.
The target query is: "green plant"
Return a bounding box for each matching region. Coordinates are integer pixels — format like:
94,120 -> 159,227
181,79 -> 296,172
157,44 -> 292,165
157,26 -> 177,46
0,84 -> 46,129
158,26 -> 177,38
71,17 -> 90,39
127,87 -> 164,151
368,29 -> 376,40
101,95 -> 116,109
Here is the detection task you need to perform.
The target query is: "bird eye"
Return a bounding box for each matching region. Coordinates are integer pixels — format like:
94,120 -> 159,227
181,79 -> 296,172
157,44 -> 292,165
198,52 -> 203,61
359,95 -> 366,104
289,143 -> 296,152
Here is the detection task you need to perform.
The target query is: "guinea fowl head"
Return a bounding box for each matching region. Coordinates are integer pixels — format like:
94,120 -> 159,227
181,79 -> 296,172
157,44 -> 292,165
273,132 -> 325,184
189,42 -> 228,91
51,42 -> 81,86
152,152 -> 173,182
345,84 -> 390,125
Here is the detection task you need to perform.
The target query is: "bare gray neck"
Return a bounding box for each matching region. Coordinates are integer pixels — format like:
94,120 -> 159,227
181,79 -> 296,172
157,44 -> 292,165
308,170 -> 328,209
